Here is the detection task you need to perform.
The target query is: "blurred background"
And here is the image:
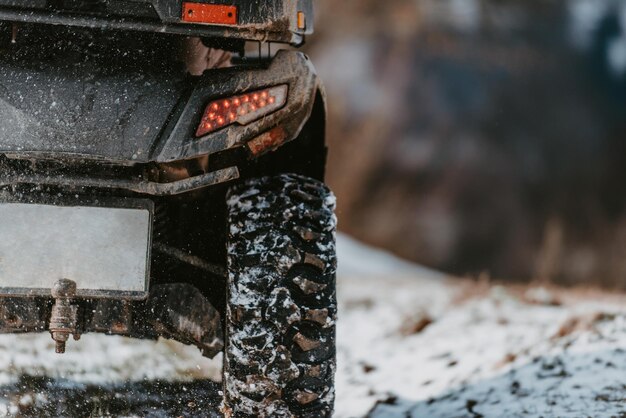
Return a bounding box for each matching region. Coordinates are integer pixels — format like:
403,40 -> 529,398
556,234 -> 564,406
305,0 -> 626,288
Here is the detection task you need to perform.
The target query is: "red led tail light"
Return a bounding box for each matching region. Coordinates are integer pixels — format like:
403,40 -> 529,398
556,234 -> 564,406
195,85 -> 288,138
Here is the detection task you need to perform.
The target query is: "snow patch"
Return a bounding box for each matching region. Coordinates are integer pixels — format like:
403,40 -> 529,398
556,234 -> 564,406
0,334 -> 222,386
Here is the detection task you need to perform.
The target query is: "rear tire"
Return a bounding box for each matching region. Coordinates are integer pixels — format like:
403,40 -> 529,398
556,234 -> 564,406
223,173 -> 337,418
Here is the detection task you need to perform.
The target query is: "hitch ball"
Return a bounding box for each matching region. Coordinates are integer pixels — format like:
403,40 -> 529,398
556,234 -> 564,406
49,279 -> 79,354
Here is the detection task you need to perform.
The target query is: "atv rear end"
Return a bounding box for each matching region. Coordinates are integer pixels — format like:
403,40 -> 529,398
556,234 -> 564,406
0,2 -> 336,417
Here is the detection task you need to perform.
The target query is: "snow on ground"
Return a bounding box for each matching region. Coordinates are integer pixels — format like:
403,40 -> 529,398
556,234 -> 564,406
0,234 -> 625,417
0,334 -> 222,385
336,235 -> 626,418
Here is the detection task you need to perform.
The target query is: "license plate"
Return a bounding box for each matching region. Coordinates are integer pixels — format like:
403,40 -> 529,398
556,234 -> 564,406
0,202 -> 152,298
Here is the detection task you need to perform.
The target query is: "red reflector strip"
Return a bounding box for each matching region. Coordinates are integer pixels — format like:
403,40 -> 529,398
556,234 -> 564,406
182,2 -> 237,25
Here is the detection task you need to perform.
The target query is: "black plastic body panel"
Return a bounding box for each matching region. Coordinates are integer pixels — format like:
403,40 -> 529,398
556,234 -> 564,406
0,0 -> 314,45
0,26 -> 321,164
0,31 -> 186,163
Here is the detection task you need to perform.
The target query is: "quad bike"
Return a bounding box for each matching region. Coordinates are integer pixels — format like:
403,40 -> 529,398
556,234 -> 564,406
0,1 -> 336,416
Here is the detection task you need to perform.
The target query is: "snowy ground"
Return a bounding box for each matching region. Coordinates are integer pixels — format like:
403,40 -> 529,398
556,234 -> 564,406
0,235 -> 625,417
337,236 -> 626,418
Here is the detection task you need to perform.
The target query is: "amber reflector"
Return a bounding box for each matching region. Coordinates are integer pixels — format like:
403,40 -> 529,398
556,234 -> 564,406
297,11 -> 306,30
248,127 -> 288,156
182,2 -> 237,25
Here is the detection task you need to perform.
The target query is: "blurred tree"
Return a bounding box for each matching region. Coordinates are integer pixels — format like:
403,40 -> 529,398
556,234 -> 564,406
308,0 -> 626,287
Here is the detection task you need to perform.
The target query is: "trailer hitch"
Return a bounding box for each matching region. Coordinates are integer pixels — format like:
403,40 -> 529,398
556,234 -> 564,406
49,279 -> 80,354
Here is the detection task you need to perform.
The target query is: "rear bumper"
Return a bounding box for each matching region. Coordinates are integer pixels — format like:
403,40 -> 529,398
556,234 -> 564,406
0,283 -> 225,359
0,188 -> 226,357
0,164 -> 240,196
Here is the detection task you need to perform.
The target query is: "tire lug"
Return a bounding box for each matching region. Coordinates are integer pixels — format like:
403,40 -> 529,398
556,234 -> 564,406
293,276 -> 327,295
293,226 -> 321,241
303,253 -> 326,270
305,364 -> 322,378
290,189 -> 318,202
294,389 -> 320,405
305,308 -> 329,325
293,332 -> 321,352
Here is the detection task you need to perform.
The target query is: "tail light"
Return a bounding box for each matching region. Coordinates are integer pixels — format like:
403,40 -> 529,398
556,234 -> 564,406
195,85 -> 288,138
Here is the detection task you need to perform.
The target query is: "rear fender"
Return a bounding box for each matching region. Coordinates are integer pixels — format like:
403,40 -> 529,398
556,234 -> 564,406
156,50 -> 322,163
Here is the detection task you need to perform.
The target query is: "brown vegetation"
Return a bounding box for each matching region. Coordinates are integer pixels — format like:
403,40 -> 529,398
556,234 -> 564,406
307,1 -> 626,288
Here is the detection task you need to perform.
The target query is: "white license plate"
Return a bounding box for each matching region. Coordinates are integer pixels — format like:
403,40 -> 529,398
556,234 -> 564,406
0,202 -> 152,298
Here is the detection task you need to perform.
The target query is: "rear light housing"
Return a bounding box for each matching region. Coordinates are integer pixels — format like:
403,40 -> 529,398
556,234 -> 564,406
195,85 -> 288,138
